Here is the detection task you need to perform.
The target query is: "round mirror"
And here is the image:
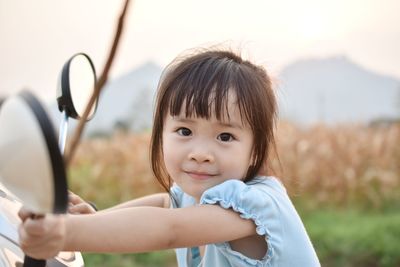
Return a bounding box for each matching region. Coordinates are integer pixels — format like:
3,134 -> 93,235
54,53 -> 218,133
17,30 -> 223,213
57,53 -> 97,120
0,91 -> 68,214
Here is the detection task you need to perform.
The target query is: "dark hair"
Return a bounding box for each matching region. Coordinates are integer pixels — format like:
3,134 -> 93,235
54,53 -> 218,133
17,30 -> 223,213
150,49 -> 278,191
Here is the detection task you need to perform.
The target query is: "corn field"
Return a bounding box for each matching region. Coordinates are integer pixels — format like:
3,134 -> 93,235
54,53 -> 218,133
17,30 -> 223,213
69,122 -> 400,210
272,122 -> 400,209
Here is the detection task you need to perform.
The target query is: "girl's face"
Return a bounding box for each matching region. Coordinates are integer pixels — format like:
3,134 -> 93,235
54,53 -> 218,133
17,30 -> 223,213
162,93 -> 253,202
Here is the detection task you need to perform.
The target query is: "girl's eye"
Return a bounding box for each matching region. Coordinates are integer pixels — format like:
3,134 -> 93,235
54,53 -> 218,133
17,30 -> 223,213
177,127 -> 192,136
218,133 -> 234,142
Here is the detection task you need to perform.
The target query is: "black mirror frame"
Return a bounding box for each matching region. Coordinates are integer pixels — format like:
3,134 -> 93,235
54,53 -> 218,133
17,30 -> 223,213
20,91 -> 68,213
57,53 -> 97,120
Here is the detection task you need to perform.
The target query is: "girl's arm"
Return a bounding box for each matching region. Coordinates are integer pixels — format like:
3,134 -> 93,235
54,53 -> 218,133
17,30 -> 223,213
19,204 -> 256,258
68,192 -> 170,214
66,205 -> 255,252
100,193 -> 170,211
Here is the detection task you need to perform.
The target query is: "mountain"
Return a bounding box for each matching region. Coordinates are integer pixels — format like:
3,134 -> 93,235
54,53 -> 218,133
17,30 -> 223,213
86,61 -> 162,134
47,56 -> 400,137
277,56 -> 400,125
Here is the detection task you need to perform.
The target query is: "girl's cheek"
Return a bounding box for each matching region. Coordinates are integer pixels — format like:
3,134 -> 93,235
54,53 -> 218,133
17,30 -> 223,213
163,150 -> 176,173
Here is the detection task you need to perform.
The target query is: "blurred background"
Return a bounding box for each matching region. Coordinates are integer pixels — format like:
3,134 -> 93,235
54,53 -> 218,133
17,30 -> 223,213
1,0 -> 399,266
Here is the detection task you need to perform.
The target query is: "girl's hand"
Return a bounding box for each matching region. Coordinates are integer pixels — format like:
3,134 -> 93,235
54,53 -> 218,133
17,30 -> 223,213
68,191 -> 97,214
18,207 -> 66,259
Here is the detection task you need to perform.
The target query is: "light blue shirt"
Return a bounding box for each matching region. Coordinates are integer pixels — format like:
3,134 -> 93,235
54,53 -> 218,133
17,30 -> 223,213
170,176 -> 320,267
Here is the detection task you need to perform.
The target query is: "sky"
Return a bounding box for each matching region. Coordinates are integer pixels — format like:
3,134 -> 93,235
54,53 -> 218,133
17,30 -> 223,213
0,0 -> 399,102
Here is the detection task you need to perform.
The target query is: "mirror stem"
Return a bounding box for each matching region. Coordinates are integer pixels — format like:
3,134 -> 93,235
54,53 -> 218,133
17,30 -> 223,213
58,110 -> 68,155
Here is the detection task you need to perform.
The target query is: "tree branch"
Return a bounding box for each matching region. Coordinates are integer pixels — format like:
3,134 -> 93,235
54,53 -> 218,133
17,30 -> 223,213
65,0 -> 132,166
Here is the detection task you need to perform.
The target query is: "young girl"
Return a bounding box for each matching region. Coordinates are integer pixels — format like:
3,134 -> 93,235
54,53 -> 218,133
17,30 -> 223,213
19,49 -> 320,266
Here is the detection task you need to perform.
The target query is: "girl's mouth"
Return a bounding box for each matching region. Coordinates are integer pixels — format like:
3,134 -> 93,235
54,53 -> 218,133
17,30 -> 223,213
185,171 -> 216,180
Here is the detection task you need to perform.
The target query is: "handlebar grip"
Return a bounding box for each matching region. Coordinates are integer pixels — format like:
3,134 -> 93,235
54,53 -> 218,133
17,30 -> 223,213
23,256 -> 46,267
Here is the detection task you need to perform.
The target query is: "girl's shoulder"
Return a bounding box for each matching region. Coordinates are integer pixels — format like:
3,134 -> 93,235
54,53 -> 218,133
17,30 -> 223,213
170,176 -> 287,209
200,176 -> 288,207
246,176 -> 287,193
171,176 -> 290,236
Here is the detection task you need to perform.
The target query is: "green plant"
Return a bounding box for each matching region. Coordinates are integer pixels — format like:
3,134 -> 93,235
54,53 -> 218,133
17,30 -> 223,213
300,207 -> 400,267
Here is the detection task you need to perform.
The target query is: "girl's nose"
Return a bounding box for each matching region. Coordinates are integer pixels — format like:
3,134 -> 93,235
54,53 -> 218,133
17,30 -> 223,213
188,147 -> 215,163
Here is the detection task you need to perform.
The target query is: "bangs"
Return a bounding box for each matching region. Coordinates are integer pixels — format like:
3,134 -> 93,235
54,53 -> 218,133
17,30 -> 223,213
163,56 -> 254,125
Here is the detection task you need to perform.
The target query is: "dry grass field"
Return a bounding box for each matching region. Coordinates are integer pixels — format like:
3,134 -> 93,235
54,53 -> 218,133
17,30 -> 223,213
69,122 -> 400,210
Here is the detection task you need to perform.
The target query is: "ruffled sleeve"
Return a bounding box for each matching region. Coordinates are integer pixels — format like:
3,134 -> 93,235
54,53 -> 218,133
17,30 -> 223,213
199,178 -> 285,265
